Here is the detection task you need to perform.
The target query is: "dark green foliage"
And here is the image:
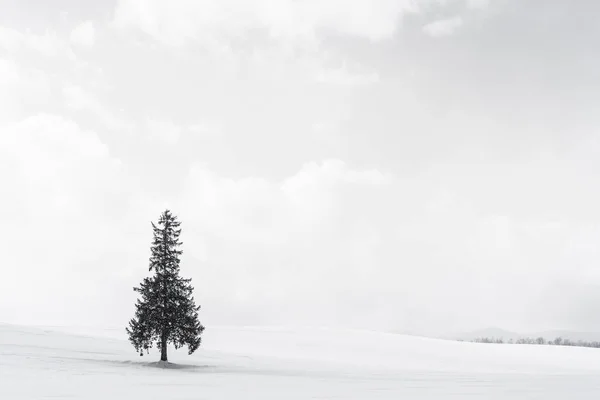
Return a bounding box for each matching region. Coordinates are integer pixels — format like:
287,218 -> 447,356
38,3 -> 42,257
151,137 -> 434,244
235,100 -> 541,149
126,210 -> 205,361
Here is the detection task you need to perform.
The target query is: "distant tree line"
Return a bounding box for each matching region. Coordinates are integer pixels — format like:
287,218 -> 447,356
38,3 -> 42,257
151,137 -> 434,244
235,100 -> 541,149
470,336 -> 600,348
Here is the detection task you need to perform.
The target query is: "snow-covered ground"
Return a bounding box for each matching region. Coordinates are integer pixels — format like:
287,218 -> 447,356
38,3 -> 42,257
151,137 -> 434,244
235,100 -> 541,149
2,323 -> 600,399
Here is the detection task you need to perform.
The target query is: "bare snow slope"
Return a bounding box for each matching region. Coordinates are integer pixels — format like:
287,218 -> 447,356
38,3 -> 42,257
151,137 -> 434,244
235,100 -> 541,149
2,324 -> 600,399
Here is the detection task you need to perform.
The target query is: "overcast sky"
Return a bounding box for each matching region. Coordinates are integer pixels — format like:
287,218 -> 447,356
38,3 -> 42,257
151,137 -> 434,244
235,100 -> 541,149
1,0 -> 599,337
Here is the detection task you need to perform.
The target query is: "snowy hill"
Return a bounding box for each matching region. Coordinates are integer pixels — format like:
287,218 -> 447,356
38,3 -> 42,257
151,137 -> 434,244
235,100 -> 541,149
2,323 -> 600,399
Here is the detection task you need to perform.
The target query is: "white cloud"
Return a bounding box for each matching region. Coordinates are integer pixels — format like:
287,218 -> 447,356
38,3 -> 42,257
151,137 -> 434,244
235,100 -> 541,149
63,85 -> 97,110
181,159 -> 391,242
466,0 -> 490,9
111,1 -> 396,89
316,64 -> 380,86
176,159 -> 393,326
0,58 -> 20,85
188,121 -> 223,138
5,114 -> 114,167
113,0 -> 418,47
0,26 -> 98,126
70,21 -> 95,47
0,25 -> 76,59
0,113 -> 151,326
0,115 -> 120,267
0,58 -> 52,125
0,26 -> 23,52
285,159 -> 391,188
422,16 -> 463,37
27,31 -> 70,57
146,118 -> 182,144
63,84 -> 133,133
311,120 -> 343,150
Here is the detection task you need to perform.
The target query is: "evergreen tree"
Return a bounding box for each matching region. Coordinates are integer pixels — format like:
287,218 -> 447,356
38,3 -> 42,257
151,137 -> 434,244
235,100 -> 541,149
126,210 -> 205,362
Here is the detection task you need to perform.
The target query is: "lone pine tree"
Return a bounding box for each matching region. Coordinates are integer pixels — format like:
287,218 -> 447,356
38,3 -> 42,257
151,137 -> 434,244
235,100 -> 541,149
126,210 -> 205,362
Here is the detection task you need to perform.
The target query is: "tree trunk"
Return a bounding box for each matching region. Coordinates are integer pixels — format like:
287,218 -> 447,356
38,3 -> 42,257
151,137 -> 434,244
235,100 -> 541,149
160,216 -> 169,362
160,331 -> 168,362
